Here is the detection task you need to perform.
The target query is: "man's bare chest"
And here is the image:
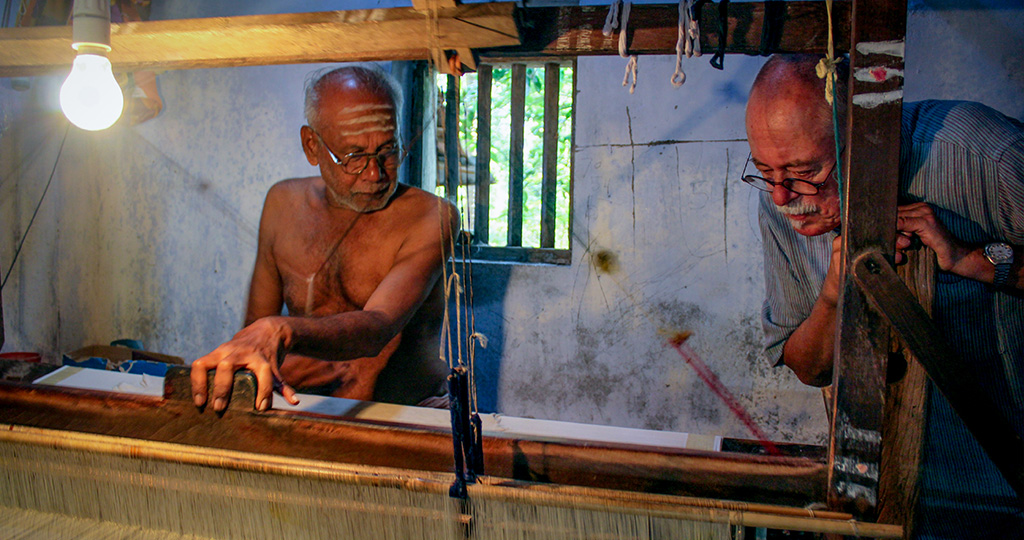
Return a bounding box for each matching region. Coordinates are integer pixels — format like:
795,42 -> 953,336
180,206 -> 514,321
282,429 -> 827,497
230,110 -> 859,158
273,219 -> 399,316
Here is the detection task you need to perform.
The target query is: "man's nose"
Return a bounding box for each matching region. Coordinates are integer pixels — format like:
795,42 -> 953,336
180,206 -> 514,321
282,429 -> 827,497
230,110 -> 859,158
771,183 -> 799,207
362,157 -> 385,180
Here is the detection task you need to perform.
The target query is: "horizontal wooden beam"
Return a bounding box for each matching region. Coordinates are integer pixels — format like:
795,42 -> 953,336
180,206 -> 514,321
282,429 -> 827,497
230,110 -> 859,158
411,0 -> 458,10
481,2 -> 851,59
0,3 -> 519,77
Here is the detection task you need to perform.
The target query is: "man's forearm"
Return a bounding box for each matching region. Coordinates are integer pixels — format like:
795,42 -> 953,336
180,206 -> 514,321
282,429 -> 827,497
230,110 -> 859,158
275,311 -> 398,362
782,296 -> 837,387
946,243 -> 1024,292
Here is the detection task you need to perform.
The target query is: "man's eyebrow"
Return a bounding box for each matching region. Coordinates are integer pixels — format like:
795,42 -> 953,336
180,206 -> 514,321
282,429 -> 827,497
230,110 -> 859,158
750,157 -> 819,169
343,138 -> 399,155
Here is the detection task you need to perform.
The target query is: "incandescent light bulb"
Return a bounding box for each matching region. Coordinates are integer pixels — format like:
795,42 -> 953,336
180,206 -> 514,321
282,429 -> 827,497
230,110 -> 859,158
60,53 -> 124,131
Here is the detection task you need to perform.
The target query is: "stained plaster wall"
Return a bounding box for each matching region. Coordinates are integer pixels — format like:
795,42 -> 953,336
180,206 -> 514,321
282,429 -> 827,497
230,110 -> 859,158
1,1 -> 1022,446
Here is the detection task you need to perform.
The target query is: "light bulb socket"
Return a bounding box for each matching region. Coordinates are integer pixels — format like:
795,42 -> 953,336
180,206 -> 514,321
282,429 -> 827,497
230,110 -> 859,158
71,0 -> 112,51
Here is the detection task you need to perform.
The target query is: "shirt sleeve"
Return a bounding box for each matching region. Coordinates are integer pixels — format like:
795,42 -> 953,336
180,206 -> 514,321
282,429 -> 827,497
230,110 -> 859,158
757,192 -> 836,367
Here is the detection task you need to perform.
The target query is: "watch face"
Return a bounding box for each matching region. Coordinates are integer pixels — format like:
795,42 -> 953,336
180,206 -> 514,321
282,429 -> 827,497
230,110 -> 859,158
985,242 -> 1014,264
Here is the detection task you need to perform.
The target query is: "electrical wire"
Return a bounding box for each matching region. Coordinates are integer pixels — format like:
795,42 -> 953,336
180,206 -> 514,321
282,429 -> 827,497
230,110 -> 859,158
1,123 -> 70,291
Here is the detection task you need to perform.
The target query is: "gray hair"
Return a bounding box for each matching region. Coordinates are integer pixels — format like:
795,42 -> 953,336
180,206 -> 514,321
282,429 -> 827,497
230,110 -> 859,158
752,54 -> 850,146
303,64 -> 404,135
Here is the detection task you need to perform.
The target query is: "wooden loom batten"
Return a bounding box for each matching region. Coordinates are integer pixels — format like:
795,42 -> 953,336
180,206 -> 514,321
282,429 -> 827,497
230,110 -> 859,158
0,3 -> 520,77
0,378 -> 826,508
828,0 -> 908,520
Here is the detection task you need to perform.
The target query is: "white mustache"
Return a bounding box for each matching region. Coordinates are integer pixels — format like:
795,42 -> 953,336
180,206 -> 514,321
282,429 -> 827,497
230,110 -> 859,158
776,200 -> 819,216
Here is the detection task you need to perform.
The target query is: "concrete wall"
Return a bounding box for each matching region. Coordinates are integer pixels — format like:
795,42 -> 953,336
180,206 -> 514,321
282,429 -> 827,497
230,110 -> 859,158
2,1 -> 1022,445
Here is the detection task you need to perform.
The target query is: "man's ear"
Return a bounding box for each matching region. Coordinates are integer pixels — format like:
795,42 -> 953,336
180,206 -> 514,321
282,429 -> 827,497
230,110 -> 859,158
300,125 -> 319,166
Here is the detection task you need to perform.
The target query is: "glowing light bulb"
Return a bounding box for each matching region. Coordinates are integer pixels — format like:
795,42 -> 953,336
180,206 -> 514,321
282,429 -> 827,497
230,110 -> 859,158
60,53 -> 124,131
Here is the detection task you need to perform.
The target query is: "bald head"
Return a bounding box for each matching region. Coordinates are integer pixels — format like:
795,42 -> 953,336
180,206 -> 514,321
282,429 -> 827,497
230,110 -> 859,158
304,65 -> 403,134
747,54 -> 848,147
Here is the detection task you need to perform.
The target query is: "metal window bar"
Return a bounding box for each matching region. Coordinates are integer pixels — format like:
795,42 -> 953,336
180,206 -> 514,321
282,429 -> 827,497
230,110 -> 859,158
444,73 -> 460,205
473,65 -> 492,245
540,62 -> 560,249
507,63 -> 526,247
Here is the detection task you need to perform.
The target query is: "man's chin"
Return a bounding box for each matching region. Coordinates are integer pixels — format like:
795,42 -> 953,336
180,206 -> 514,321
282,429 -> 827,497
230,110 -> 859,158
331,185 -> 396,213
354,187 -> 397,213
786,216 -> 835,237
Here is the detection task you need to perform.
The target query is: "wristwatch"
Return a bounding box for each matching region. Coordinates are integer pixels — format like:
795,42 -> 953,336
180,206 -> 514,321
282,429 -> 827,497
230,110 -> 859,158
984,242 -> 1014,289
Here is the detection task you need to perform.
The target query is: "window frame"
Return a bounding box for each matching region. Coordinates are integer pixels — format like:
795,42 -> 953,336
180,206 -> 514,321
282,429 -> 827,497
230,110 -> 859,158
418,57 -> 576,265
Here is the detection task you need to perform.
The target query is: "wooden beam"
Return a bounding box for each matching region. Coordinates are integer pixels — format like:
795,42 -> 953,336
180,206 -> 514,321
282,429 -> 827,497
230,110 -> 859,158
0,3 -> 519,77
480,2 -> 852,60
473,64 -> 492,245
411,0 -> 458,10
540,62 -> 560,249
852,251 -> 1024,500
878,248 -> 933,536
444,74 -> 460,204
0,379 -> 829,507
828,0 -> 907,519
507,63 -> 526,248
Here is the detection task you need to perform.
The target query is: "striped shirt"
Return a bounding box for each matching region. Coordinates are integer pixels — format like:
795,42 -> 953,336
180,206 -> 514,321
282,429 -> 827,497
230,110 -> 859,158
759,100 -> 1024,539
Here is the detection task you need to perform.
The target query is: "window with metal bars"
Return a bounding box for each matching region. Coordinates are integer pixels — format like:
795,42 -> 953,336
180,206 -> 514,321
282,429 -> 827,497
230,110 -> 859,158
426,60 -> 575,265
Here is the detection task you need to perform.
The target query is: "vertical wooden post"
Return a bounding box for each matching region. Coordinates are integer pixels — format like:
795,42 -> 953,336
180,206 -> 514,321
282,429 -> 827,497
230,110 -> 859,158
540,62 -> 560,249
474,65 -> 493,245
828,0 -> 907,519
877,249 -> 933,537
444,73 -> 460,204
507,63 -> 526,247
402,60 -> 429,189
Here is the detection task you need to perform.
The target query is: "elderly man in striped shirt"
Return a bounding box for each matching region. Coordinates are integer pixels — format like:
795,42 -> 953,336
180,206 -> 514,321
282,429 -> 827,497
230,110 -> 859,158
743,54 -> 1023,538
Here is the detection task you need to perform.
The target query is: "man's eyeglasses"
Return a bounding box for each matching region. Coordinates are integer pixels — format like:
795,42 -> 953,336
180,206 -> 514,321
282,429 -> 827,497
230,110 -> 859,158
311,129 -> 402,175
740,153 -> 837,196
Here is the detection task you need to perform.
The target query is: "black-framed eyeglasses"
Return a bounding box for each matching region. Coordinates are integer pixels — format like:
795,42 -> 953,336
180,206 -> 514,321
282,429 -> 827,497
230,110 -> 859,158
740,153 -> 837,196
310,128 -> 402,175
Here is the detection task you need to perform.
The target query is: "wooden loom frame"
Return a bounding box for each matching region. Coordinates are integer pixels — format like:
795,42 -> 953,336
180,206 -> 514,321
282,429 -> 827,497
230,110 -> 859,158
1,1 -> 1019,537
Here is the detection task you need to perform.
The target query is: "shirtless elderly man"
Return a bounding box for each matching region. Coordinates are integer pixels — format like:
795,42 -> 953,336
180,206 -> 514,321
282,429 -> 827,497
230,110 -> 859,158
192,65 -> 457,412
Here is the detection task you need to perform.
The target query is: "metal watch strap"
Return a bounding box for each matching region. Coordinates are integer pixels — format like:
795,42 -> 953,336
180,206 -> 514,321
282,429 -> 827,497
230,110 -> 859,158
986,242 -> 1014,289
993,260 -> 1012,288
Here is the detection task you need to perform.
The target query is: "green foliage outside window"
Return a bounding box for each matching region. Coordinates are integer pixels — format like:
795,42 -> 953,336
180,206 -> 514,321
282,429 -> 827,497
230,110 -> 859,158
436,64 -> 573,250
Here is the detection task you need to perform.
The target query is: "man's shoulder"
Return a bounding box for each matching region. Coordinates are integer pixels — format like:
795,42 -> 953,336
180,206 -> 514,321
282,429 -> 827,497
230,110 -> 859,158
902,100 -> 1024,156
267,176 -> 319,198
387,184 -> 458,220
261,176 -> 321,210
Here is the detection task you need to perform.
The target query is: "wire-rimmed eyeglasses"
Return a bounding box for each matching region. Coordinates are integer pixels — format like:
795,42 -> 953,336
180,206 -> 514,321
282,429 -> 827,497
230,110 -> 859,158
740,153 -> 837,196
310,128 -> 403,176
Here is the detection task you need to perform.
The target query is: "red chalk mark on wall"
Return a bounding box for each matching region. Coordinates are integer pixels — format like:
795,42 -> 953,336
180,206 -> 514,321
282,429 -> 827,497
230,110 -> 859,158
667,336 -> 782,456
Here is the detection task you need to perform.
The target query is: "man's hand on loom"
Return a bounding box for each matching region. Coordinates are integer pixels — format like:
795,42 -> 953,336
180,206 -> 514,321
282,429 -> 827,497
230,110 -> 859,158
896,203 -> 970,271
821,235 -> 843,307
190,317 -> 300,413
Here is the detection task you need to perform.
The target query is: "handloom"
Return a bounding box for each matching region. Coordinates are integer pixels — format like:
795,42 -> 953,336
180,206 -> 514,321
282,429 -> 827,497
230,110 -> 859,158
0,365 -> 902,539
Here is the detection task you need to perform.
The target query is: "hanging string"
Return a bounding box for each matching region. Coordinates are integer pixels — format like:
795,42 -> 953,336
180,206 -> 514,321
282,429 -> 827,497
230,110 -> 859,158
605,0 -> 638,94
671,1 -> 688,87
671,0 -> 702,88
814,0 -> 844,203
